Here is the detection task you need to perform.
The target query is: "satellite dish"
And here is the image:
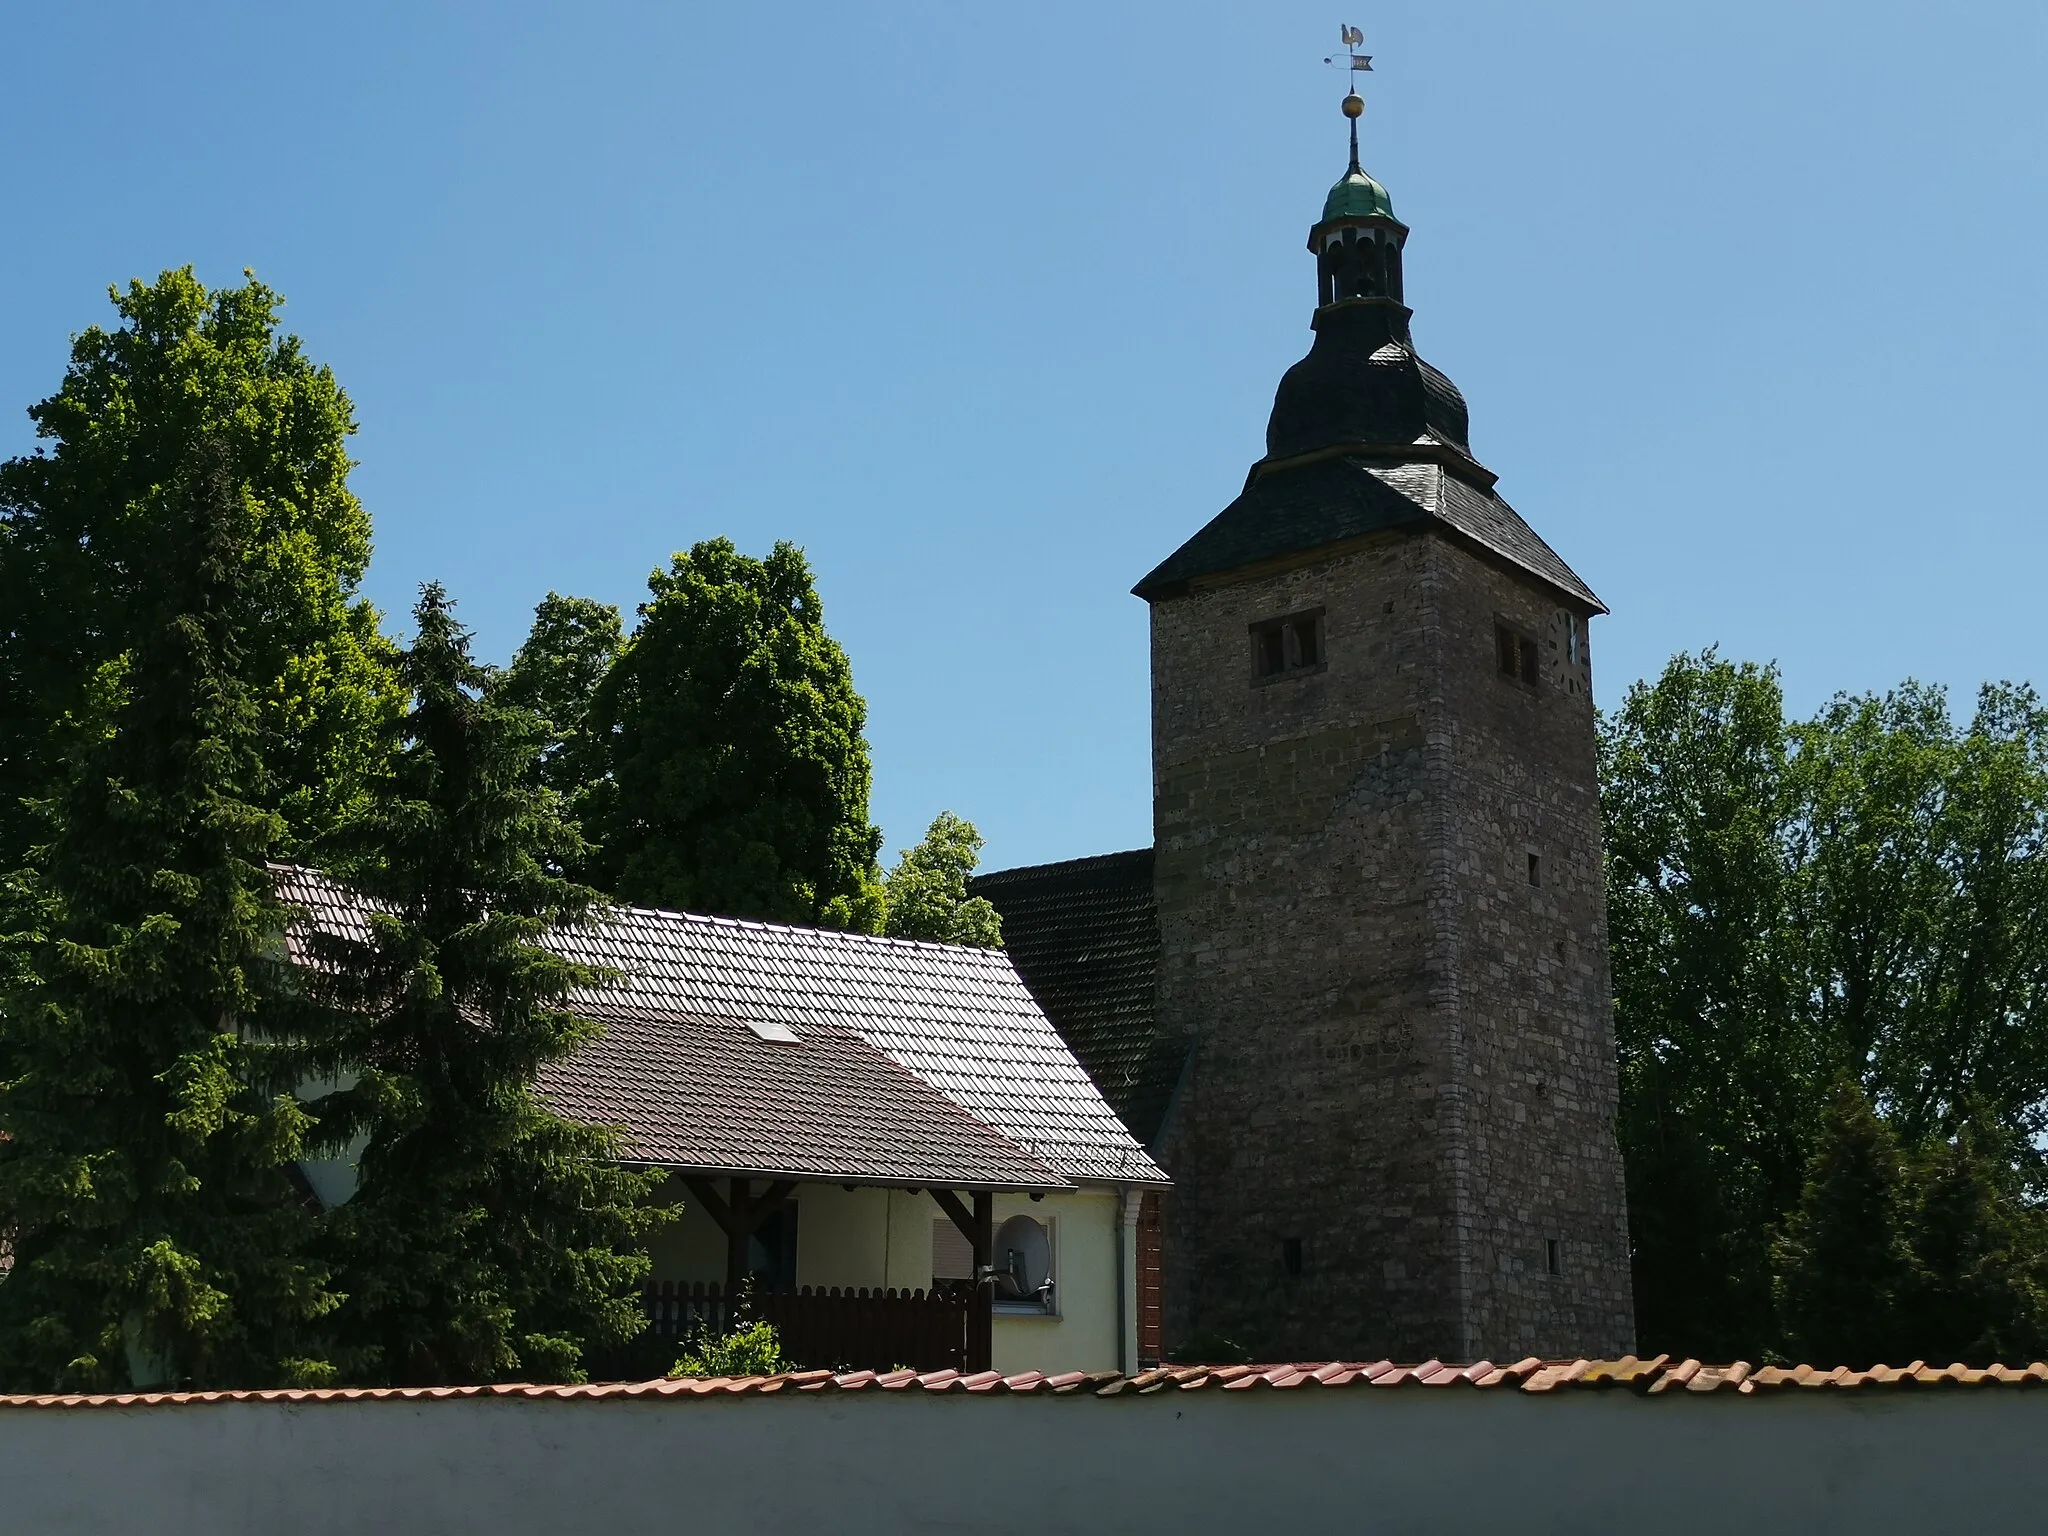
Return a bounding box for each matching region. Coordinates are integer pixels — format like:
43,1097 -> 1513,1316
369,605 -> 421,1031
991,1215 -> 1053,1302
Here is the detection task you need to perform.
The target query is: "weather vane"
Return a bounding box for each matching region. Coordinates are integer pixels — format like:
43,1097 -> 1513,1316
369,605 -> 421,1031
1324,23 -> 1372,76
1323,24 -> 1373,172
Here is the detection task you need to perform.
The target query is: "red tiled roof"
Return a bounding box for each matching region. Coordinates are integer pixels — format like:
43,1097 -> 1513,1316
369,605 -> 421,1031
10,1357 -> 2048,1409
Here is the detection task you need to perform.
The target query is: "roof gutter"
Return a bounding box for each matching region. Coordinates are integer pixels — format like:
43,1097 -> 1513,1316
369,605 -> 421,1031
619,1159 -> 1074,1194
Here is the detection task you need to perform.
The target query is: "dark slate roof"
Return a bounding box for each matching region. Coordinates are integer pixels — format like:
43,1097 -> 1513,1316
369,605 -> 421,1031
1264,300 -> 1471,462
272,866 -> 1167,1189
970,851 -> 1187,1148
1134,284 -> 1603,611
540,1005 -> 1067,1189
1132,457 -> 1603,611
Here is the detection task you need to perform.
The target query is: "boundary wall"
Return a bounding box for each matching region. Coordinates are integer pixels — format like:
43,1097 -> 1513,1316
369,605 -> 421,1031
1,1379 -> 2043,1532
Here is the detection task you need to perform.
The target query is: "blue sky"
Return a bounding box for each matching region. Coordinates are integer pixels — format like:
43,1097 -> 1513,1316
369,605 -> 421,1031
5,2 -> 2045,871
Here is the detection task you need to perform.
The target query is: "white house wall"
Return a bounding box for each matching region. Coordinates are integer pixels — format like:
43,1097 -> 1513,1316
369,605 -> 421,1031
640,1181 -> 1131,1373
991,1189 -> 1121,1377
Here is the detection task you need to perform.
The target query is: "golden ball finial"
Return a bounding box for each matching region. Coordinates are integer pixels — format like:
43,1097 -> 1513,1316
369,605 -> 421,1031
1341,92 -> 1364,119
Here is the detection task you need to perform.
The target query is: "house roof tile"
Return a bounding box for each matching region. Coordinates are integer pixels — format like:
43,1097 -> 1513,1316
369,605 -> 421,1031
540,1005 -> 1067,1188
272,867 -> 1165,1189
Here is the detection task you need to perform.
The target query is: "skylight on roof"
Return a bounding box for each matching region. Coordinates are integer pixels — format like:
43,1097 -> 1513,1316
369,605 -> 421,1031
744,1019 -> 801,1044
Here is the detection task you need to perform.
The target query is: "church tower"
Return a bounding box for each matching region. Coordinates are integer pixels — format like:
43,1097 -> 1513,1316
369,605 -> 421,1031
1134,87 -> 1634,1362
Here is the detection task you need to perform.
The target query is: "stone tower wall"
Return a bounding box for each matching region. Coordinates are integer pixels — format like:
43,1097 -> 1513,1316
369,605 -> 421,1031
1428,537 -> 1634,1358
1151,523 -> 1632,1362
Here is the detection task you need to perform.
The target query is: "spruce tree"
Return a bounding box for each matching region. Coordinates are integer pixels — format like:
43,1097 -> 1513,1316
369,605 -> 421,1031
1897,1123 -> 2048,1366
584,538 -> 884,928
1772,1083 -> 1913,1367
0,446 -> 337,1391
308,584 -> 664,1385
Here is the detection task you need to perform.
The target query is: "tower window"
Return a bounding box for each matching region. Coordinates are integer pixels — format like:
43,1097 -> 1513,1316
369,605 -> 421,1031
1255,626 -> 1286,677
1545,1238 -> 1563,1277
1495,621 -> 1540,692
1250,609 -> 1326,683
1527,853 -> 1541,888
1282,1237 -> 1304,1276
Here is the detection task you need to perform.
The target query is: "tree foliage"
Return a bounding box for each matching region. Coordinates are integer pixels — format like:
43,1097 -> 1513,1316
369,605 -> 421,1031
0,268 -> 400,870
584,539 -> 884,929
882,812 -> 1003,948
494,592 -> 622,841
1605,650 -> 2048,1361
1774,1083 -> 2048,1368
303,585 -> 666,1385
0,447 -> 338,1392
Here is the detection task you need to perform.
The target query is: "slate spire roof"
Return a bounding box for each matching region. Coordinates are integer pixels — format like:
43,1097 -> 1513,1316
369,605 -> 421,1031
1134,149 -> 1602,612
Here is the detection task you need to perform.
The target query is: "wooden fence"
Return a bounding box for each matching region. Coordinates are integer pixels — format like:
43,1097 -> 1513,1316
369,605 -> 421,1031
616,1280 -> 972,1376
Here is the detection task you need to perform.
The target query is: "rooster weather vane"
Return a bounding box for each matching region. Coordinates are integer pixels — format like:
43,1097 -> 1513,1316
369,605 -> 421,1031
1324,24 -> 1373,168
1324,23 -> 1372,75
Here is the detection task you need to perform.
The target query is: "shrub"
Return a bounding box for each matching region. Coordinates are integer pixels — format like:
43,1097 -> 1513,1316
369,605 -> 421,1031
671,1319 -> 788,1379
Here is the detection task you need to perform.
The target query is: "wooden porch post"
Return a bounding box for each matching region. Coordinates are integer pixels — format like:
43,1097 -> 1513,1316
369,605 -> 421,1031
930,1188 -> 999,1375
724,1178 -> 751,1302
969,1189 -> 994,1374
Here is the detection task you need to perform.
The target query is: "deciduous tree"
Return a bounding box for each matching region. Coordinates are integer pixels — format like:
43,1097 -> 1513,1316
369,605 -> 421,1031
1606,651 -> 2048,1361
584,539 -> 883,928
0,268 -> 399,873
883,812 -> 1003,948
494,592 -> 622,842
1603,650 -> 1815,1358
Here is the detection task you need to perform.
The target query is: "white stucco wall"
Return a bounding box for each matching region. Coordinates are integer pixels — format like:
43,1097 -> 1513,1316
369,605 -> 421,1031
4,1385 -> 2045,1533
640,1181 -> 1135,1373
991,1189 -> 1122,1376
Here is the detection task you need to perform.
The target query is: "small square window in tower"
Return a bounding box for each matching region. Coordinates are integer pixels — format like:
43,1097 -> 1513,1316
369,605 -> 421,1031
1495,622 -> 1541,692
1250,609 -> 1325,683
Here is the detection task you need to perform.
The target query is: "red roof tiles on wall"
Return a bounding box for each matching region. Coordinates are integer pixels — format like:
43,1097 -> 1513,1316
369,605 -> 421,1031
9,1357 -> 2048,1410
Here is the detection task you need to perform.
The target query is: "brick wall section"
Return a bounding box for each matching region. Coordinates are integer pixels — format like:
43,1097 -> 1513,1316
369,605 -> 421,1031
1137,1190 -> 1164,1365
1150,523 -> 1632,1362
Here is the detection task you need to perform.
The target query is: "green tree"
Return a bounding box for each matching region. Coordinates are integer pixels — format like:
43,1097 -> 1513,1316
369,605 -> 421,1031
0,268 -> 400,872
584,538 -> 883,928
1606,652 -> 2048,1360
1772,1083 -> 1913,1368
494,593 -> 622,841
0,446 -> 338,1392
1602,650 -> 1818,1359
1897,1119 -> 2048,1365
1788,683 -> 2048,1150
1772,1090 -> 2048,1369
882,812 -> 1003,947
305,585 -> 666,1385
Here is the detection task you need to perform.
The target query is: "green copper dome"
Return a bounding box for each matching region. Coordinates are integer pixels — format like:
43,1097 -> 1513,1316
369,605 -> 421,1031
1322,167 -> 1398,223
